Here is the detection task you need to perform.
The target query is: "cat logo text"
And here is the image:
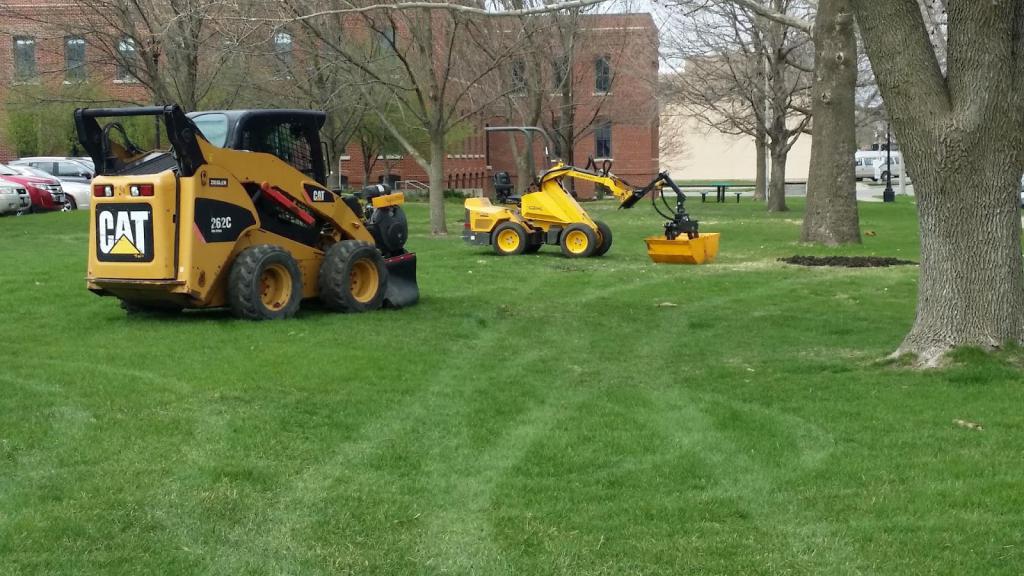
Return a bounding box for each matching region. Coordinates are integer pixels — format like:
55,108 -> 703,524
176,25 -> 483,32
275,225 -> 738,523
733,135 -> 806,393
95,204 -> 155,262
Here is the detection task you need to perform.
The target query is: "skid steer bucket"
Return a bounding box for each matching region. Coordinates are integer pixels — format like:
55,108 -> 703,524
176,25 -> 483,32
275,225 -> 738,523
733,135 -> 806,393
645,233 -> 720,265
383,252 -> 420,308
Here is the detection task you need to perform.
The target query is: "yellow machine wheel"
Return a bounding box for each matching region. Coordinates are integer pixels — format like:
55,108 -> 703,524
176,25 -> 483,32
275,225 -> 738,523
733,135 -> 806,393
593,220 -> 613,257
560,223 -> 598,258
228,245 -> 303,320
319,240 -> 389,312
492,221 -> 528,256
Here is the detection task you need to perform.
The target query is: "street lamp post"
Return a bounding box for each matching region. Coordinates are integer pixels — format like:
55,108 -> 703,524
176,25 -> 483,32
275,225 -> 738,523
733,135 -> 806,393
883,122 -> 895,203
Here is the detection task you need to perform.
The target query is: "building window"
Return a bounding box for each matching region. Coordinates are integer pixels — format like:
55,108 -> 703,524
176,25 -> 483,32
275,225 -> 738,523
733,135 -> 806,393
274,32 -> 293,78
595,121 -> 612,158
511,59 -> 526,95
65,36 -> 86,82
13,36 -> 36,82
595,56 -> 611,93
377,25 -> 396,53
551,57 -> 566,91
116,37 -> 137,82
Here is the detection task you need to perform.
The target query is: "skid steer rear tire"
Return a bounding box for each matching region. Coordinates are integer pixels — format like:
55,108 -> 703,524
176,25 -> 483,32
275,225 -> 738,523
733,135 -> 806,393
228,245 -> 302,320
594,220 -> 613,257
492,221 -> 528,256
560,223 -> 598,258
319,240 -> 388,313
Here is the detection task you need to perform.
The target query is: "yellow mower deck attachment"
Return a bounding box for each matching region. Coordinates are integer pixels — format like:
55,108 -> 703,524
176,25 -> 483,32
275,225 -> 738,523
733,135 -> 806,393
645,233 -> 720,265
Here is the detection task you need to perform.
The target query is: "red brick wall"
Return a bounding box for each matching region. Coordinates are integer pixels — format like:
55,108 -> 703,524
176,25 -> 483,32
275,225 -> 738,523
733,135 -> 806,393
0,2 -> 151,161
338,13 -> 659,199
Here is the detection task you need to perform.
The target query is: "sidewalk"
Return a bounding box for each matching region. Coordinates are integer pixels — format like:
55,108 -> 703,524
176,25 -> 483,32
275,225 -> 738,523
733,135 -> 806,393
858,181 -> 913,203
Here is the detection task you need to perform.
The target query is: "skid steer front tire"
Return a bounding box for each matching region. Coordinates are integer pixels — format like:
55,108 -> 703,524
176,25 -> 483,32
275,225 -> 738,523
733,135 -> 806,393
319,240 -> 388,313
560,223 -> 598,258
228,245 -> 303,320
594,220 -> 613,257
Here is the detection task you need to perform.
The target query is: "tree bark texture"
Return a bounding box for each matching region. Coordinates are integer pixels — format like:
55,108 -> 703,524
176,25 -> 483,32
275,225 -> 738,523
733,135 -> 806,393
802,0 -> 861,245
767,142 -> 788,212
852,0 -> 1024,365
755,126 -> 767,201
429,136 -> 448,235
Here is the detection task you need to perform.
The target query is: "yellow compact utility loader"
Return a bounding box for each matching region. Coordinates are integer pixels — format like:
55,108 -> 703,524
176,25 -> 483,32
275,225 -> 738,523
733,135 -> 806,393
75,105 -> 418,319
464,126 -> 717,263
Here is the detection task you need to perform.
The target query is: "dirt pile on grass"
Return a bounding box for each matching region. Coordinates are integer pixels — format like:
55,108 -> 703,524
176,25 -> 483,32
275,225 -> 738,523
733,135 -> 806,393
780,255 -> 917,268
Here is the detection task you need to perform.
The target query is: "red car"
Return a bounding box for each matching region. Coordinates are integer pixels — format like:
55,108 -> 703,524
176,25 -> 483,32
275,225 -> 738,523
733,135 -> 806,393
0,162 -> 66,213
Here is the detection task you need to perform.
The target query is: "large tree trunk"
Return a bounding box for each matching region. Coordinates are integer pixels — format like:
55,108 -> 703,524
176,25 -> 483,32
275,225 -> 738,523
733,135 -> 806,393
767,143 -> 788,212
754,126 -> 767,201
801,0 -> 860,245
851,0 -> 1024,365
901,164 -> 1024,364
428,135 -> 448,235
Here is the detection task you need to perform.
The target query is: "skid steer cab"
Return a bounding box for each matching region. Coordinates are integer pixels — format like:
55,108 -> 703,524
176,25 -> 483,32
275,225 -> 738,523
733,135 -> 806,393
75,105 -> 418,319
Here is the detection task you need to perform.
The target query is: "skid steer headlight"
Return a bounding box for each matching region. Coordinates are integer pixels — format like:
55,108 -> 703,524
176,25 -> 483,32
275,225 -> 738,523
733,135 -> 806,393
129,184 -> 154,197
93,184 -> 113,197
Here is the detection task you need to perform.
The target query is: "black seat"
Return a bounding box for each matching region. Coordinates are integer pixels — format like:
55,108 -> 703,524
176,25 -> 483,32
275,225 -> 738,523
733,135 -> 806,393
492,171 -> 520,205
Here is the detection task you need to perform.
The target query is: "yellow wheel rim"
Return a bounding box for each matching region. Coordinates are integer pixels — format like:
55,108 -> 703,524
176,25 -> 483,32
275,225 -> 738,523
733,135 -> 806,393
564,230 -> 590,254
350,259 -> 380,303
260,263 -> 292,310
497,228 -> 521,252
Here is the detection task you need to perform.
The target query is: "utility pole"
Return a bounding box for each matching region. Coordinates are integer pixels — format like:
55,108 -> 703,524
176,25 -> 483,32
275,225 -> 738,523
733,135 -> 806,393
882,122 -> 895,202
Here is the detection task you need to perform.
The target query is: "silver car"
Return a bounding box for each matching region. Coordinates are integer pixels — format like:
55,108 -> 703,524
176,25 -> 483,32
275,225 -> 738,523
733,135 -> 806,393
10,157 -> 94,184
0,178 -> 31,215
9,165 -> 90,210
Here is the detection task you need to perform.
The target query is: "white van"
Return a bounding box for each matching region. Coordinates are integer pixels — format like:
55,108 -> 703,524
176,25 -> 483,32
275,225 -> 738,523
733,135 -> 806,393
873,153 -> 907,182
855,150 -> 901,181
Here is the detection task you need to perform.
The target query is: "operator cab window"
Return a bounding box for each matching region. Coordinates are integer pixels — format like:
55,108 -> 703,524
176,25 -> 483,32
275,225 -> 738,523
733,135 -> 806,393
192,113 -> 229,147
241,121 -> 314,179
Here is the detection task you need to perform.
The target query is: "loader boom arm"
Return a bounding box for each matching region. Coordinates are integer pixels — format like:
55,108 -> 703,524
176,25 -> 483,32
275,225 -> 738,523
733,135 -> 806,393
538,164 -> 649,208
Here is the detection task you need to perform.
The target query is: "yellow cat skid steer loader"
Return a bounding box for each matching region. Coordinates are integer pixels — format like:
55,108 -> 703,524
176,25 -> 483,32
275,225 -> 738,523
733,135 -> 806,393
75,105 -> 418,319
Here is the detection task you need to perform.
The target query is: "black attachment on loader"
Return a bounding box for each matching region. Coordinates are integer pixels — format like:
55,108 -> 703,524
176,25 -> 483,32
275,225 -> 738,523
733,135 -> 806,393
620,172 -> 700,240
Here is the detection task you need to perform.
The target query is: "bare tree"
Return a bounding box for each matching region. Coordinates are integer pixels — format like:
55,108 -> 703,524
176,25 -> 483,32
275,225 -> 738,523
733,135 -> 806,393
663,0 -> 814,211
851,0 -> 1024,365
799,0 -> 859,244
52,0 -> 245,110
281,2 -> 527,235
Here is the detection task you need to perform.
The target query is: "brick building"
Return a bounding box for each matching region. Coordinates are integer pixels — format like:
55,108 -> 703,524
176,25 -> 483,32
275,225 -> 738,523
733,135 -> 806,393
0,2 -> 151,160
0,5 -> 659,198
340,13 -> 660,198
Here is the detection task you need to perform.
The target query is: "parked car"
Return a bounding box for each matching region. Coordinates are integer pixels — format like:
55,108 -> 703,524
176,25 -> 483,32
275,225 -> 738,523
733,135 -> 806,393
8,165 -> 89,210
10,157 -> 94,183
0,177 -> 32,215
0,163 -> 66,213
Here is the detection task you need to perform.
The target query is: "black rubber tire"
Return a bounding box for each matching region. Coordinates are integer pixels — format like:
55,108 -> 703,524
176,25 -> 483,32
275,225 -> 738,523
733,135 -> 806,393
63,196 -> 77,211
319,240 -> 388,313
593,220 -> 613,257
228,245 -> 302,320
119,300 -> 183,315
492,221 -> 528,256
559,223 -> 598,258
880,171 -> 890,181
524,241 -> 542,254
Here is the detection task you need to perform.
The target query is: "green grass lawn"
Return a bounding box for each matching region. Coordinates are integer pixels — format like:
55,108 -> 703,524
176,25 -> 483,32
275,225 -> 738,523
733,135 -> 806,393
1,198 -> 1023,575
